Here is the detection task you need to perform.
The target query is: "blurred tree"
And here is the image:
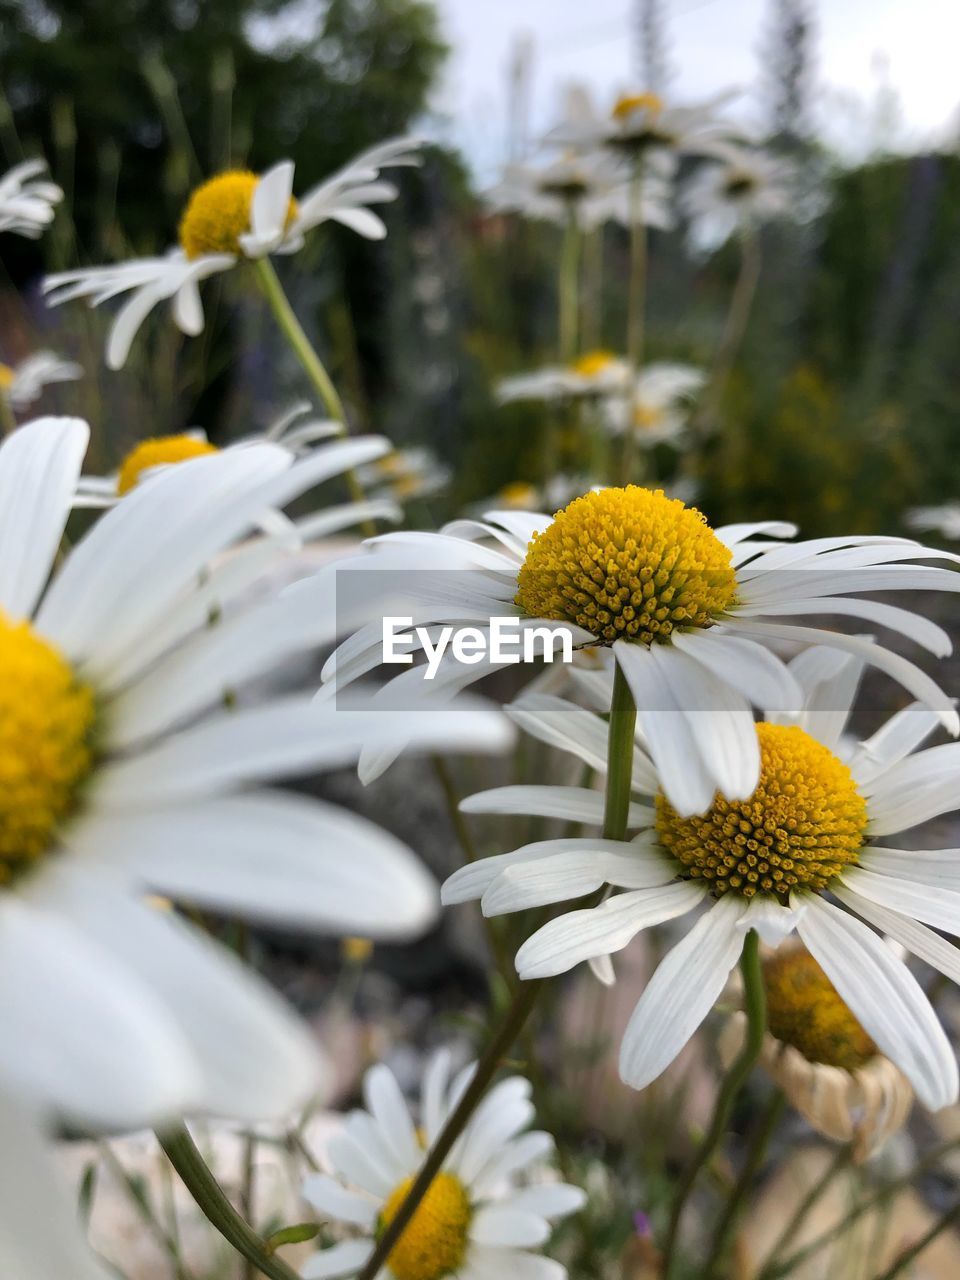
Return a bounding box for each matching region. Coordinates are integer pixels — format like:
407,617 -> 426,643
633,0 -> 671,96
762,0 -> 815,153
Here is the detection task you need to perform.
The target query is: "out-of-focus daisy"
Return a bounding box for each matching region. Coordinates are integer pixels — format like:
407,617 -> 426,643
0,1081 -> 111,1280
43,139 -> 422,369
479,474 -> 599,517
356,447 -> 451,503
0,350 -> 82,413
0,159 -> 62,237
496,350 -> 629,404
907,503 -> 960,541
447,648 -> 960,1109
324,486 -> 960,808
719,945 -> 913,1160
300,1049 -> 585,1280
682,142 -> 793,239
601,362 -> 706,447
0,417 -> 511,1134
548,86 -> 740,172
487,151 -> 672,230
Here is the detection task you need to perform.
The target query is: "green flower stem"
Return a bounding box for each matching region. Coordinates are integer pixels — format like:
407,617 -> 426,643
754,1141 -> 852,1277
354,661 -> 639,1280
705,1088 -> 786,1279
620,160 -> 647,485
663,928 -> 767,1279
158,1125 -> 301,1280
558,204 -> 581,365
252,256 -> 375,535
873,1200 -> 960,1280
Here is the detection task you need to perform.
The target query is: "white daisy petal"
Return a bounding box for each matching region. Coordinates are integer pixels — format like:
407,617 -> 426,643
470,1131 -> 554,1197
470,1207 -> 550,1248
461,785 -> 653,827
363,1064 -> 421,1169
840,867 -> 960,938
507,1184 -> 587,1218
300,1240 -> 373,1280
796,894 -> 958,1110
619,896 -> 744,1091
301,1174 -> 377,1227
834,884 -> 960,987
481,844 -> 676,916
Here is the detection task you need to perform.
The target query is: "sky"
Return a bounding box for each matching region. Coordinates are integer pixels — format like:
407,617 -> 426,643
431,0 -> 960,179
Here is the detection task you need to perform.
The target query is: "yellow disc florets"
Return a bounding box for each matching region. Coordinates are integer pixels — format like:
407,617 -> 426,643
379,1172 -> 471,1280
612,91 -> 664,121
117,434 -> 219,495
656,723 -> 868,899
0,614 -> 96,882
178,170 -> 298,259
0,364 -> 14,392
764,947 -> 876,1071
515,486 -> 737,644
571,350 -> 617,378
634,402 -> 664,431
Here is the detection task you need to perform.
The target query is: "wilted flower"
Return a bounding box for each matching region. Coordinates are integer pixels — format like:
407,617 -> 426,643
43,139 -> 423,368
301,1050 -> 585,1279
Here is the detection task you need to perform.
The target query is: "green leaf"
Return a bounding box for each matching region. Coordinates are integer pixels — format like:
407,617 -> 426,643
264,1222 -> 321,1254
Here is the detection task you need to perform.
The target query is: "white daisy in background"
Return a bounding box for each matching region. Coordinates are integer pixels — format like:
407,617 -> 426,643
300,1049 -> 585,1280
718,944 -> 914,1161
356,446 -> 452,504
496,350 -> 629,405
600,362 -> 707,447
0,350 -> 82,413
446,646 -> 960,1110
42,138 -> 423,369
547,85 -> 740,172
907,503 -> 960,541
682,141 -> 793,241
322,485 -> 960,809
0,417 -> 512,1137
486,150 -> 672,231
0,1084 -> 111,1280
0,158 -> 63,237
475,475 -> 599,518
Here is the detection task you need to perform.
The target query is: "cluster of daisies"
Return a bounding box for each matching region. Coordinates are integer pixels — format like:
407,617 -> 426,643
4,79 -> 960,1280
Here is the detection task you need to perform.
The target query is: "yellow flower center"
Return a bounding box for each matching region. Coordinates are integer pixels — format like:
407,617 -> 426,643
178,170 -> 298,259
498,481 -> 539,509
0,363 -> 14,392
0,614 -> 96,883
341,936 -> 373,964
656,723 -> 868,899
633,402 -> 664,430
117,435 -> 219,495
379,1172 -> 471,1280
764,947 -> 876,1070
571,350 -> 617,378
612,91 -> 664,121
515,486 -> 737,644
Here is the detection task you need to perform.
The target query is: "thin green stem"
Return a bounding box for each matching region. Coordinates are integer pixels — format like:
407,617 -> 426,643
353,979 -> 544,1280
663,929 -> 767,1279
354,661 -> 639,1280
705,1089 -> 786,1279
873,1200 -> 960,1280
620,160 -> 647,485
157,1126 -> 301,1280
558,204 -> 581,364
754,1142 -> 852,1279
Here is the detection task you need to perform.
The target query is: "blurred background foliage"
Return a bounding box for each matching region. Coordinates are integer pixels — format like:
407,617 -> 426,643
1,0 -> 960,535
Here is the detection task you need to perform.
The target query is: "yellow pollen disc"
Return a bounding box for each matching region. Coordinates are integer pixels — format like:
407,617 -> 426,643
341,936 -> 373,964
656,723 -> 868,899
0,364 -> 14,391
379,1172 -> 471,1280
764,947 -> 876,1070
571,350 -> 617,378
117,435 -> 219,495
515,485 -> 737,645
0,614 -> 95,881
178,170 -> 298,259
612,91 -> 664,121
499,481 -> 539,509
633,402 -> 663,430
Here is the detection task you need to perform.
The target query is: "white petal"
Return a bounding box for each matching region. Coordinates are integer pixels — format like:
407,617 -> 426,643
470,1132 -> 554,1198
172,276 -> 204,335
301,1174 -> 377,1227
515,882 -> 705,979
481,844 -> 676,917
506,1184 -> 586,1219
840,867 -> 960,938
461,785 -> 653,828
251,160 -> 295,238
619,896 -> 744,1090
301,1240 -> 373,1280
363,1065 -> 420,1169
834,884 -> 960,987
860,846 -> 960,892
671,630 -> 803,714
328,205 -> 388,238
325,1130 -> 395,1198
470,1207 -> 550,1248
106,282 -> 164,368
507,692 -> 656,792
421,1048 -> 453,1145
0,417 -> 88,619
796,894 -> 958,1110
464,1249 -> 564,1280
443,838 -> 636,907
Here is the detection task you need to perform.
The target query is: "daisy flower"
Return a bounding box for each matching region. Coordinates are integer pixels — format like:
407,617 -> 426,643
447,646 -> 960,1110
356,447 -> 452,503
42,139 -> 422,369
496,350 -> 629,404
600,362 -> 706,447
0,350 -> 82,413
0,159 -> 63,237
487,151 -> 672,231
323,485 -> 960,809
719,945 -> 913,1161
0,417 -> 511,1134
300,1049 -> 585,1280
682,142 -> 793,239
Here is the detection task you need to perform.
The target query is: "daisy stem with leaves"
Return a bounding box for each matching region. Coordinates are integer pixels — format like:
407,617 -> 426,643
662,927 -> 767,1279
252,256 -> 373,525
621,159 -> 648,485
353,662 -> 640,1280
